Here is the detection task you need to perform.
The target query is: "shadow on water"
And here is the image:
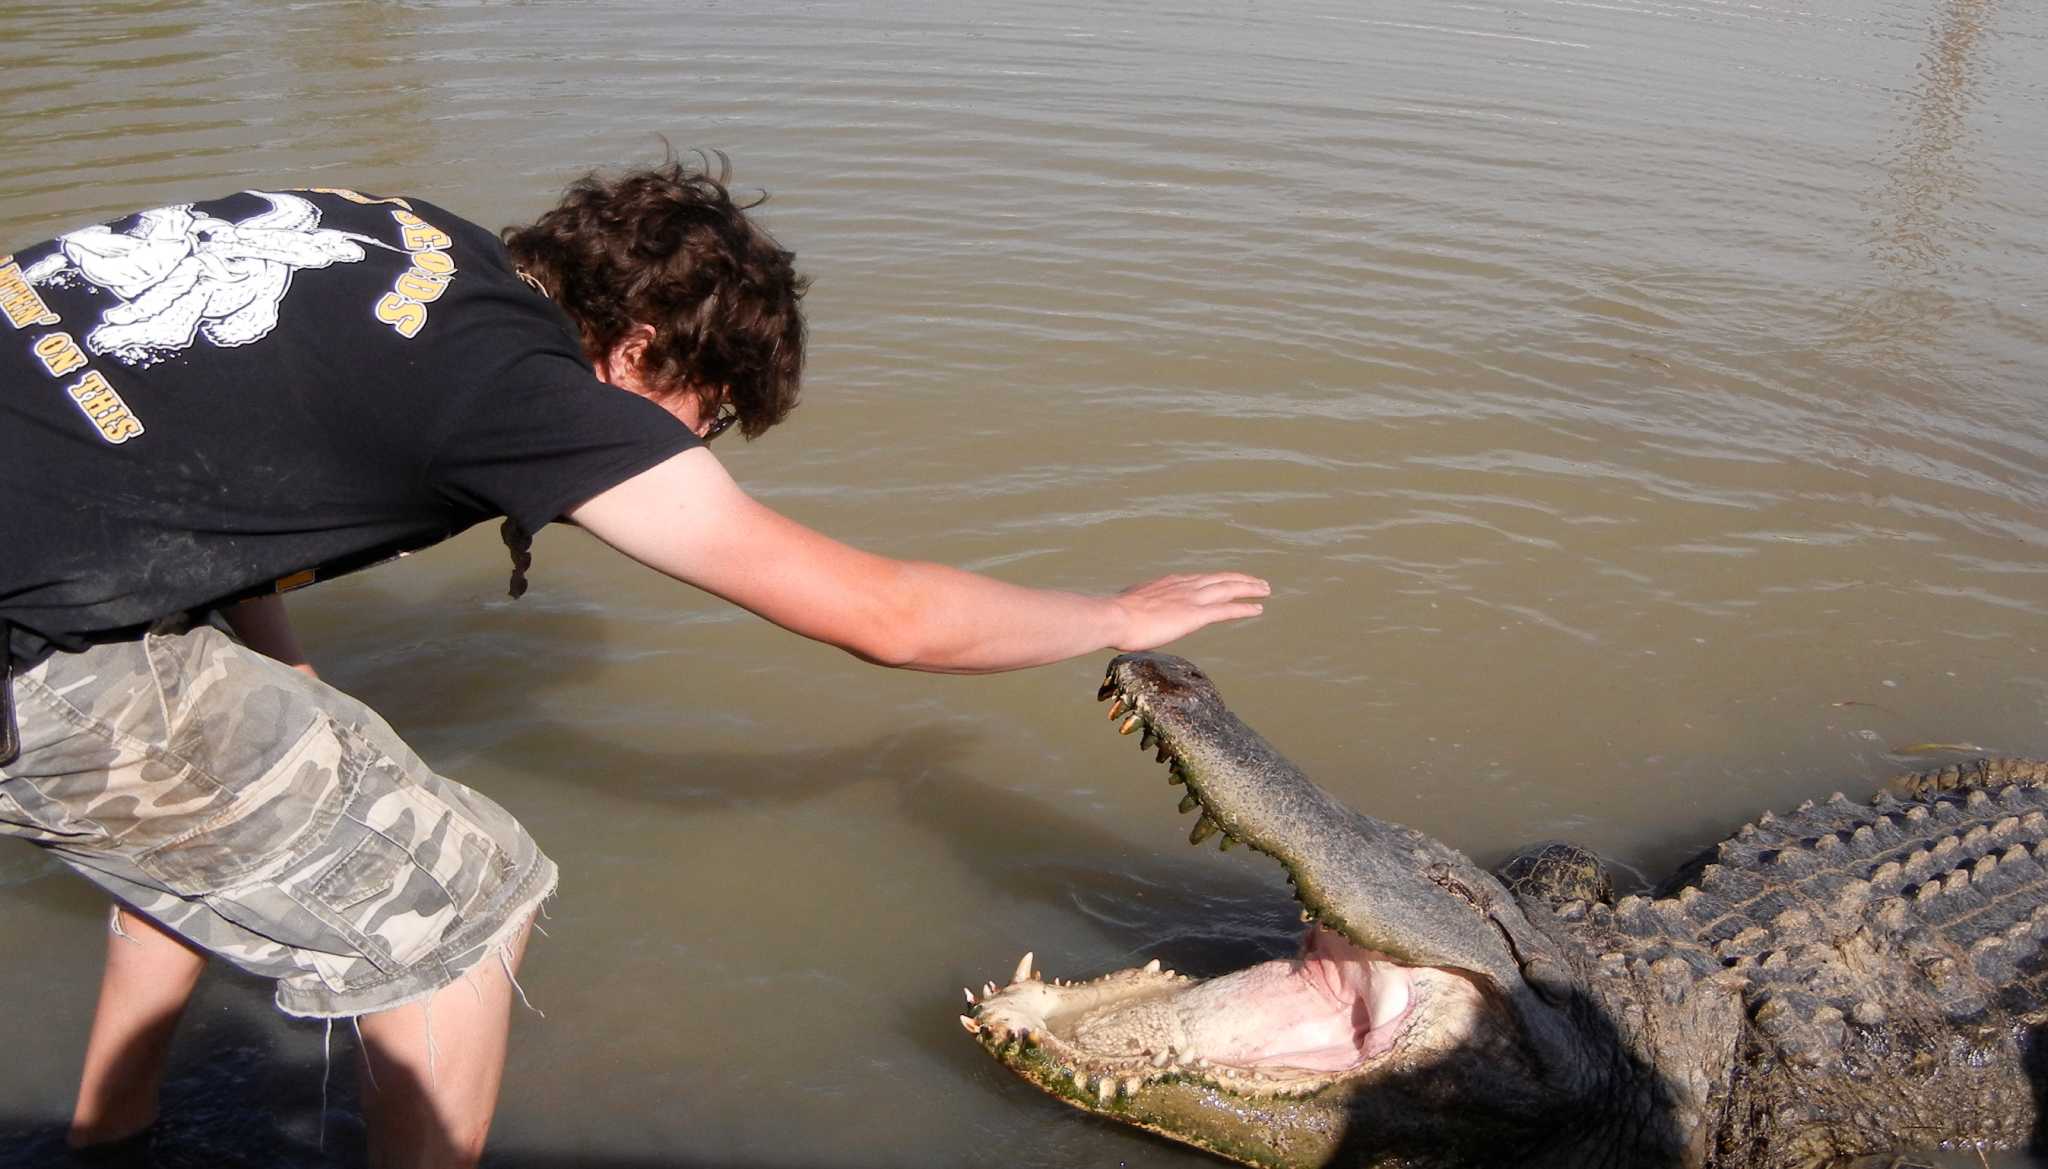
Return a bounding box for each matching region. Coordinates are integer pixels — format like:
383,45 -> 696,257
0,971 -> 358,1169
897,764 -> 1297,968
0,981 -> 885,1169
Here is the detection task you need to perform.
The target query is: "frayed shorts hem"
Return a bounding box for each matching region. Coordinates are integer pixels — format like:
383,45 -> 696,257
272,854 -> 558,1020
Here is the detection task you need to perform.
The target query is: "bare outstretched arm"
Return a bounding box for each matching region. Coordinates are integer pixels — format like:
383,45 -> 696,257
568,448 -> 1269,674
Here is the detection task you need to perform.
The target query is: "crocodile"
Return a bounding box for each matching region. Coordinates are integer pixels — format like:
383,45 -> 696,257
961,652 -> 2048,1169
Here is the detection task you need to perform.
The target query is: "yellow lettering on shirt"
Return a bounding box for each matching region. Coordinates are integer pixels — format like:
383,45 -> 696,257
400,222 -> 451,251
30,326 -> 140,442
65,370 -> 144,444
374,209 -> 459,340
33,331 -> 88,377
410,247 -> 455,276
375,291 -> 428,338
394,269 -> 449,303
0,257 -> 59,329
102,414 -> 145,443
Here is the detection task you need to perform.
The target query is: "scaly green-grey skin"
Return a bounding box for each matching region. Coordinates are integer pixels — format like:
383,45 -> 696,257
963,653 -> 2048,1169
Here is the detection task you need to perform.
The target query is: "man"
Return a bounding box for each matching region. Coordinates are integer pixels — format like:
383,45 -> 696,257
0,159 -> 1268,1167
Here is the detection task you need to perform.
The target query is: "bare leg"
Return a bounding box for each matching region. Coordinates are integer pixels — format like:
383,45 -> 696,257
68,905 -> 208,1148
357,922 -> 532,1169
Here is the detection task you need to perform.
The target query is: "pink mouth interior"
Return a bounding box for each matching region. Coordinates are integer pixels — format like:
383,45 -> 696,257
1178,927 -> 1415,1072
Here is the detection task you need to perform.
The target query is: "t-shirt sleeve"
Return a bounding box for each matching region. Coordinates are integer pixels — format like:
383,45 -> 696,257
427,348 -> 701,535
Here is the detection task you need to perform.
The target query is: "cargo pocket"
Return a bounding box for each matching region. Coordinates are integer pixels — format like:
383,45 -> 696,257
135,713 -> 348,895
284,720 -> 506,974
308,830 -> 410,913
137,711 -> 513,982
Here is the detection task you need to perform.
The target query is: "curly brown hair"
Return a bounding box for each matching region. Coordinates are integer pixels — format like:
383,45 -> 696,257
503,155 -> 809,438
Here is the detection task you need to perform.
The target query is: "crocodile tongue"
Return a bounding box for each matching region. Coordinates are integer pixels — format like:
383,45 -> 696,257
1154,929 -> 1413,1071
1033,928 -> 1417,1074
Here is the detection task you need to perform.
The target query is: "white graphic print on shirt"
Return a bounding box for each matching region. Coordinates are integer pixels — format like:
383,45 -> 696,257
20,192 -> 392,368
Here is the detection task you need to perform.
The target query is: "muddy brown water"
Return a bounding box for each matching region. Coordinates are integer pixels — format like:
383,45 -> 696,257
3,1 -> 2046,1165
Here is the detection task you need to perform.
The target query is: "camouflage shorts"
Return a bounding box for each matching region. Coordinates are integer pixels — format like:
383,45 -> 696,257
0,624 -> 556,1018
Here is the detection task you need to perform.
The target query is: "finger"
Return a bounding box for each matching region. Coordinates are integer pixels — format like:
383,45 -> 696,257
1191,579 -> 1271,604
1124,572 -> 1265,598
1186,573 -> 1269,593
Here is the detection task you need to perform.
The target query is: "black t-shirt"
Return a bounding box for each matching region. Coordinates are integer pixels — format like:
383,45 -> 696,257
0,187 -> 698,667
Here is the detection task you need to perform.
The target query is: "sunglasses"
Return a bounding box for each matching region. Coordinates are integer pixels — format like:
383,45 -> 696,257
701,403 -> 739,443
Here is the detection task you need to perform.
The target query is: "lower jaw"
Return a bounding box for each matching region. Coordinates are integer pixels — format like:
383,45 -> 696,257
1073,954 -> 1410,1075
969,932 -> 1441,1107
981,984 -> 1399,1101
997,1042 -> 1356,1169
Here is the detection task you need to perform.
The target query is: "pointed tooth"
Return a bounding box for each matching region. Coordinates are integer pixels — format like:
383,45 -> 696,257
964,987 -> 976,1004
1178,792 -> 1201,814
1167,768 -> 1186,786
1155,745 -> 1170,763
1152,1048 -> 1172,1068
1140,727 -> 1157,749
1013,952 -> 1035,984
1123,1077 -> 1142,1097
959,1015 -> 981,1035
1189,816 -> 1219,845
1301,906 -> 1317,923
1143,958 -> 1162,974
1097,677 -> 1117,701
1220,834 -> 1238,851
1119,714 -> 1143,735
1108,696 -> 1129,719
984,982 -> 997,997
1097,1077 -> 1116,1104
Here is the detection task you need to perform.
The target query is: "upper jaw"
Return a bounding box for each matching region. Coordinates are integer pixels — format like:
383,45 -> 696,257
1096,653 -> 1540,987
1097,652 -> 1331,874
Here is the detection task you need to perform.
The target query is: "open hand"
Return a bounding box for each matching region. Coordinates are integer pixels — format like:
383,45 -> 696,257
1111,572 -> 1270,651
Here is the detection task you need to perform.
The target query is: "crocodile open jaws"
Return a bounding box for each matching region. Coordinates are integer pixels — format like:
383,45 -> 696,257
961,652 -> 2048,1169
